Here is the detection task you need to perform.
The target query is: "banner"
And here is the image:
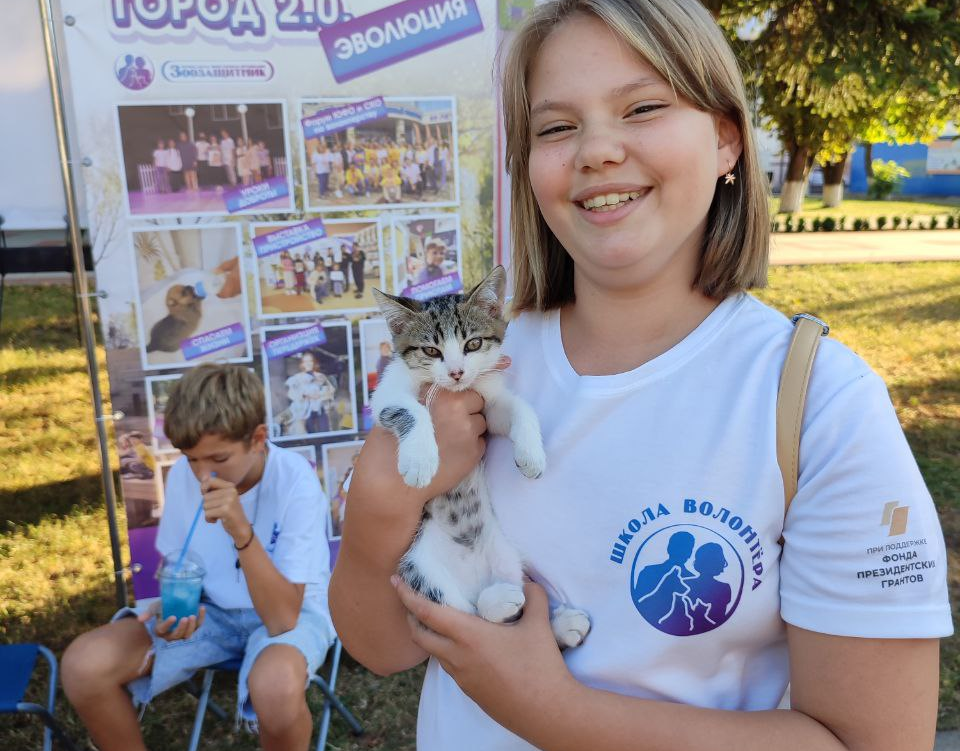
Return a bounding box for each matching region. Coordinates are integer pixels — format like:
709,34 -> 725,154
59,0 -> 502,598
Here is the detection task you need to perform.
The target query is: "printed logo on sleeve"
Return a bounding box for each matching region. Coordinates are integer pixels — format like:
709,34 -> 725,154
881,501 -> 909,536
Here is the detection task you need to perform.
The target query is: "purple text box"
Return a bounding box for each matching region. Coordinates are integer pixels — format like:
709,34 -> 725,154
180,322 -> 246,360
318,0 -> 484,84
402,271 -> 463,300
264,325 -> 328,360
301,96 -> 388,139
253,218 -> 327,258
225,176 -> 289,212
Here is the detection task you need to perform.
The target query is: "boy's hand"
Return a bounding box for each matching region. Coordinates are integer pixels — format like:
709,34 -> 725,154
200,474 -> 250,543
138,601 -> 207,642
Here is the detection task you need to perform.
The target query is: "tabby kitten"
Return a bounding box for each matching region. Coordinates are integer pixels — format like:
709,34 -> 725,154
372,266 -> 590,647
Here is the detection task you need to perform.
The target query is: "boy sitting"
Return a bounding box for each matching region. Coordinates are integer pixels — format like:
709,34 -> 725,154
62,364 -> 334,751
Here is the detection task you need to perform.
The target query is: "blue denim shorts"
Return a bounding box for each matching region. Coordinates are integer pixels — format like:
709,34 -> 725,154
113,599 -> 335,725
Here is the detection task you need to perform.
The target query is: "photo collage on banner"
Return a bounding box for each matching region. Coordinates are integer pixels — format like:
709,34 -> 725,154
61,0 -> 499,599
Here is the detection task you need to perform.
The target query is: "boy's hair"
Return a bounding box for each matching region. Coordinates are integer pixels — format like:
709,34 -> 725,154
164,363 -> 265,450
501,0 -> 769,312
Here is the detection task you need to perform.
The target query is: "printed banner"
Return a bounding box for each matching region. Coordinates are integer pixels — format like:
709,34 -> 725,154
58,0 -> 500,600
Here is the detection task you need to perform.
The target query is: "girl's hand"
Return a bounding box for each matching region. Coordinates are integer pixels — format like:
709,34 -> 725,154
138,601 -> 207,642
393,577 -> 576,725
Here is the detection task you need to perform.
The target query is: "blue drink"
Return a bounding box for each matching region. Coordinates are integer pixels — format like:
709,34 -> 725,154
160,577 -> 202,621
158,549 -> 205,624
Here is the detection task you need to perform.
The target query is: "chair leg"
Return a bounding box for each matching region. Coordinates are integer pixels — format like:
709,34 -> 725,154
15,705 -> 80,751
188,669 -> 216,751
312,677 -> 363,735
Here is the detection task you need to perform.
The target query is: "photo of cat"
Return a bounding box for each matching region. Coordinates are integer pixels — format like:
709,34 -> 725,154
132,224 -> 252,370
145,284 -> 203,352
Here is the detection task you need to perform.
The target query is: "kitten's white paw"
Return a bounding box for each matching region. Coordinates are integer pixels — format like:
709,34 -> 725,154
514,442 -> 546,479
551,606 -> 590,649
477,582 -> 526,624
397,441 -> 439,488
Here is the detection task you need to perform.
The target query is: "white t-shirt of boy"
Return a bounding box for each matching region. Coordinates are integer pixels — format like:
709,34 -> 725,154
157,442 -> 330,612
312,150 -> 332,175
416,293 -> 953,751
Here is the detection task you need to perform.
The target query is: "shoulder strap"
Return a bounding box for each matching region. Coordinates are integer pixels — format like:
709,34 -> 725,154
776,313 -> 829,512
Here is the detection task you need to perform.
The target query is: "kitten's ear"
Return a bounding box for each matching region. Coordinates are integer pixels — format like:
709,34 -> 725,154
465,265 -> 506,318
372,288 -> 422,336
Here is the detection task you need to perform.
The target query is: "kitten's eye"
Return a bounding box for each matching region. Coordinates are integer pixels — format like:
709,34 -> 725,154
422,346 -> 442,358
464,337 -> 482,353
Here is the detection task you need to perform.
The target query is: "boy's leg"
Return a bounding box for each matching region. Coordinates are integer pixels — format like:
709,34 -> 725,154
248,645 -> 312,751
61,618 -> 153,751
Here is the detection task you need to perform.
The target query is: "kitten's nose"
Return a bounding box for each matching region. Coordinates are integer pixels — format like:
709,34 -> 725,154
449,369 -> 464,381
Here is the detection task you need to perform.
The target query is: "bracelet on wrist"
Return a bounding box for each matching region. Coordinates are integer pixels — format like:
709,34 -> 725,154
234,525 -> 255,551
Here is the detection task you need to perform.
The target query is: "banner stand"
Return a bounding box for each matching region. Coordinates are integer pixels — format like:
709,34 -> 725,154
38,0 -> 127,608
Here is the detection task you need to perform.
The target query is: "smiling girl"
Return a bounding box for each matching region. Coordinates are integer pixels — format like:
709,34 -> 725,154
329,2 -> 952,750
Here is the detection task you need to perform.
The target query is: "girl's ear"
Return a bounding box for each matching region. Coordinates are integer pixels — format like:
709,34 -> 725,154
715,115 -> 744,178
372,288 -> 422,335
465,265 -> 507,318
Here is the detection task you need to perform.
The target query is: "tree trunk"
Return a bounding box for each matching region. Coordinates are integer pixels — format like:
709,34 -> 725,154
779,145 -> 810,213
822,154 -> 848,208
864,143 -> 874,179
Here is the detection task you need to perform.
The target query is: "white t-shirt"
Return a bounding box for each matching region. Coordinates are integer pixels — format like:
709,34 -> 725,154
312,151 -> 333,175
156,442 -> 330,612
417,293 -> 952,750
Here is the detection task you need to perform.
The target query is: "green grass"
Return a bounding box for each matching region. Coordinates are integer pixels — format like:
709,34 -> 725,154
1,267 -> 959,747
770,195 -> 960,220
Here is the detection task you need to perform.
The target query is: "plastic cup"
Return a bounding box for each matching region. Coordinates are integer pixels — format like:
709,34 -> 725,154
158,550 -> 205,623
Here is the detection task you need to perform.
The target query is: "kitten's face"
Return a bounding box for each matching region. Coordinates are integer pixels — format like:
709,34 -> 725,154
375,267 -> 507,391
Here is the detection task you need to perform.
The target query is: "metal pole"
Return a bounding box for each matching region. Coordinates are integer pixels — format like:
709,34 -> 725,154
38,0 -> 128,608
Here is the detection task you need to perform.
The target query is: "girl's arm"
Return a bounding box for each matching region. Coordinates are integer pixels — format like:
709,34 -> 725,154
328,388 -> 489,676
396,579 -> 939,751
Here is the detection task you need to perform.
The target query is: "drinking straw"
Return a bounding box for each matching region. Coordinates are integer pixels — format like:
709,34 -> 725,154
174,472 -> 215,572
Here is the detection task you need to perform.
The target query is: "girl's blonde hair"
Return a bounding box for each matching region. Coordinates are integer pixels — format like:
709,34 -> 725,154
164,363 -> 265,450
502,0 -> 769,311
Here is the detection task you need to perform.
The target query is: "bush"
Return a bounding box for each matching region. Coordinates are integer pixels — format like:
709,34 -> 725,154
893,216 -> 902,229
868,159 -> 911,200
812,217 -> 822,232
948,215 -> 956,230
853,218 -> 865,231
784,216 -> 794,233
906,217 -> 914,229
876,216 -> 887,230
797,218 -> 806,232
838,216 -> 847,230
930,216 -> 939,230
822,217 -> 836,232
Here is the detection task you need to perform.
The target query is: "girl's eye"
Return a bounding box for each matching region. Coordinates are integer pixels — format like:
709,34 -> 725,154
422,346 -> 442,358
535,123 -> 574,137
628,104 -> 665,117
464,338 -> 482,353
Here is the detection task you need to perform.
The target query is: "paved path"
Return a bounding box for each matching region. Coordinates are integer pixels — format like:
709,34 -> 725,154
771,229 -> 960,265
938,730 -> 960,750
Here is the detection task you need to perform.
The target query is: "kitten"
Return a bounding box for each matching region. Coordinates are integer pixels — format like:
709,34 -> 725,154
372,266 -> 590,648
146,284 -> 203,353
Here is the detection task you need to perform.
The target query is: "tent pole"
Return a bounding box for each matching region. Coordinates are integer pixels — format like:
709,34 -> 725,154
37,0 -> 128,608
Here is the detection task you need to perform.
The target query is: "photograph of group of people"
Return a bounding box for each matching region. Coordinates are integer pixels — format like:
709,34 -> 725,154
131,225 -> 252,370
261,321 -> 357,442
392,214 -> 463,298
299,97 -> 458,212
117,102 -> 294,217
253,219 -> 385,317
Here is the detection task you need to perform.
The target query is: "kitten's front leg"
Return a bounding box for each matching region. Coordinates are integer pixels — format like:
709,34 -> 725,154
550,606 -> 591,649
373,364 -> 439,488
481,383 -> 546,479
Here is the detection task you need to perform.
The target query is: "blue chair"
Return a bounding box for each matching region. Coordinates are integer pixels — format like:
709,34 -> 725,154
0,644 -> 79,751
187,636 -> 363,751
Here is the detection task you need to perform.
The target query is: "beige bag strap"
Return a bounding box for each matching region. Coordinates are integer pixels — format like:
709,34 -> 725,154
776,313 -> 829,512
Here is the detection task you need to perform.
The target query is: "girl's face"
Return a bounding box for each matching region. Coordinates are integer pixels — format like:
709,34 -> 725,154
527,15 -> 741,296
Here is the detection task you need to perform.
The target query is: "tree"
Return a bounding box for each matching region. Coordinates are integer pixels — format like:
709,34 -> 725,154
716,0 -> 960,211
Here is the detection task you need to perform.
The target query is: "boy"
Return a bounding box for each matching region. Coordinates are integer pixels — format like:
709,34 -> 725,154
63,364 -> 334,751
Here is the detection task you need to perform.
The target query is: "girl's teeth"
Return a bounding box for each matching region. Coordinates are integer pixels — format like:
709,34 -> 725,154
582,191 -> 642,210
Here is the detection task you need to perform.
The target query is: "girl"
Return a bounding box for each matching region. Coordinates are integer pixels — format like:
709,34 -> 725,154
333,3 -> 952,749
152,138 -> 170,194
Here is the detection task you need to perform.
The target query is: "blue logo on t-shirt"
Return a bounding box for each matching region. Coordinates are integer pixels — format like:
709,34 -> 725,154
630,524 -> 744,636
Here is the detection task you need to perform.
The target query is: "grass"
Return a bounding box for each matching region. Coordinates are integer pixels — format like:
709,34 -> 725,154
770,195 -> 960,220
1,266 -> 959,747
